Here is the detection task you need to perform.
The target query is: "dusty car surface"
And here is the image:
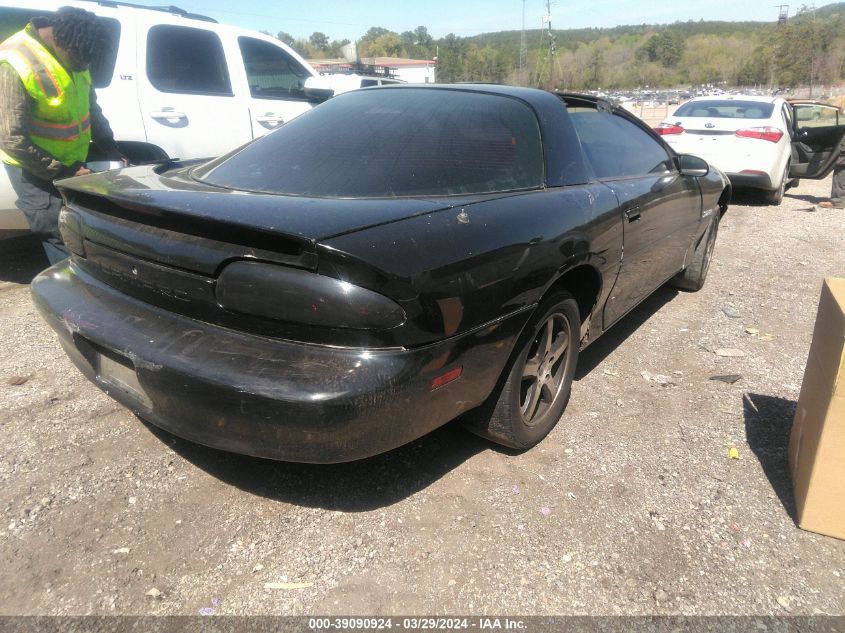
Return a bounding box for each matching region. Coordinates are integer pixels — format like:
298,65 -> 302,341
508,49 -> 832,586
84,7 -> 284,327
31,85 -> 730,463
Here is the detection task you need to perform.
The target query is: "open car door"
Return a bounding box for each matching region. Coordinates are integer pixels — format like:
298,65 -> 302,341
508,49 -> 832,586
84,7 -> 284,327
789,103 -> 845,179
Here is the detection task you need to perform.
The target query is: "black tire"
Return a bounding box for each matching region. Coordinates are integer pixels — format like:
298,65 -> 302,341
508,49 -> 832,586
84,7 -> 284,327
671,213 -> 720,292
462,292 -> 580,449
766,163 -> 790,205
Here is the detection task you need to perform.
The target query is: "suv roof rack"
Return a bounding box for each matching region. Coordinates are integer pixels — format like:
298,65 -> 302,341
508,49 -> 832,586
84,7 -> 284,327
80,1 -> 217,23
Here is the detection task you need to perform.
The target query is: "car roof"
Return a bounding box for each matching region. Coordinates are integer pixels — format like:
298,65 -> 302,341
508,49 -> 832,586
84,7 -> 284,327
376,83 -> 563,105
4,0 -> 217,23
7,0 -> 316,74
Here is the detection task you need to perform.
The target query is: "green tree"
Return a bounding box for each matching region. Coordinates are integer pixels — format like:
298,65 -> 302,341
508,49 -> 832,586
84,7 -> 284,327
414,26 -> 433,47
437,33 -> 467,83
464,45 -> 507,83
636,31 -> 686,67
366,32 -> 403,56
774,6 -> 842,90
329,39 -> 351,58
309,32 -> 330,51
276,31 -> 295,47
364,27 -> 391,40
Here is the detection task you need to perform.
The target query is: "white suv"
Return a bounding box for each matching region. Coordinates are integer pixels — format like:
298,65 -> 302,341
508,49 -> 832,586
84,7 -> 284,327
1,0 -> 331,236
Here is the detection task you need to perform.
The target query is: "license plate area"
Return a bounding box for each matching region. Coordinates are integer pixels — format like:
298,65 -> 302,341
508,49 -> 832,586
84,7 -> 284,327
96,347 -> 153,410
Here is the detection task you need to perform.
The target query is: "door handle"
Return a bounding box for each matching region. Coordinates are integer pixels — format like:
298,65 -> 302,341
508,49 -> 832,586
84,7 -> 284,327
625,206 -> 642,223
256,114 -> 285,130
150,109 -> 187,120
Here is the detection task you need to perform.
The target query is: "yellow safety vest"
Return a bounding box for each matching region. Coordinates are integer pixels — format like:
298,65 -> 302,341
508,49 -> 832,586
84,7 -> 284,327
0,25 -> 92,168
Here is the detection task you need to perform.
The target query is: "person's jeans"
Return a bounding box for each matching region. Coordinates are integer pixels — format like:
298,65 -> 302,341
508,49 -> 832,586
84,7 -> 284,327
831,149 -> 845,208
4,163 -> 69,264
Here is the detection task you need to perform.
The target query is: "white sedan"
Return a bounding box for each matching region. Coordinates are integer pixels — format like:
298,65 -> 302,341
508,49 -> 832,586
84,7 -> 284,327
656,95 -> 845,205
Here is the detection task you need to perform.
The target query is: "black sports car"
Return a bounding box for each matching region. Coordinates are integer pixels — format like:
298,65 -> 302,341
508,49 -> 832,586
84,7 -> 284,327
32,85 -> 730,463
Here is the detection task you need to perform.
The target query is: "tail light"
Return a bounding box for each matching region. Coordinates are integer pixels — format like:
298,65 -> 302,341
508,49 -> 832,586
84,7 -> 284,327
216,261 -> 406,330
655,123 -> 684,136
735,127 -> 783,143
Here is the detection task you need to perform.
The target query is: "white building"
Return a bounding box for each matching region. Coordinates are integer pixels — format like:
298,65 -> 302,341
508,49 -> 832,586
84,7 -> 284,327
310,57 -> 436,84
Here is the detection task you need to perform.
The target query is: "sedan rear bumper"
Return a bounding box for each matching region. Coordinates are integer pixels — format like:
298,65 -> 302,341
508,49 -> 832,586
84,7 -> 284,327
31,262 -> 530,463
725,171 -> 775,191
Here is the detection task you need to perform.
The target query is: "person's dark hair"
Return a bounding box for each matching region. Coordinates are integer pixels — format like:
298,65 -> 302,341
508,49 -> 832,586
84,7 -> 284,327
50,6 -> 104,65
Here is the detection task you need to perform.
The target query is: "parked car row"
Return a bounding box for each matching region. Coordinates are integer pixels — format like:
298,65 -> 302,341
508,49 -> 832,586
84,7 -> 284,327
656,95 -> 845,204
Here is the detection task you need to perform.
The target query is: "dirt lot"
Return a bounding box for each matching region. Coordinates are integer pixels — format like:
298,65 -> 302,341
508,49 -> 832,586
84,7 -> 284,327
0,177 -> 844,617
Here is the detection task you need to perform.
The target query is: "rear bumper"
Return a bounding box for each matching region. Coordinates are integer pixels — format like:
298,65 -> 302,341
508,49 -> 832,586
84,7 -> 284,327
725,171 -> 774,191
31,262 -> 530,463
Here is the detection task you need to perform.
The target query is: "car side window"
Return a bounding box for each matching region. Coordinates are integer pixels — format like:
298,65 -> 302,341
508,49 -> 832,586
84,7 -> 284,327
147,25 -> 232,96
568,106 -> 673,179
0,8 -> 120,88
794,104 -> 840,130
238,37 -> 312,100
360,78 -> 379,87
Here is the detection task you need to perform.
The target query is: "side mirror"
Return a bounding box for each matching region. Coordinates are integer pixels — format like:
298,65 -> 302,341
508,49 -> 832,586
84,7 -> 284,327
678,154 -> 709,177
304,76 -> 335,103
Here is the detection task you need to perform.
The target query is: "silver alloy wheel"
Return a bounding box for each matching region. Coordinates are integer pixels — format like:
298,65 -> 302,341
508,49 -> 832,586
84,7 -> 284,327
519,312 -> 571,425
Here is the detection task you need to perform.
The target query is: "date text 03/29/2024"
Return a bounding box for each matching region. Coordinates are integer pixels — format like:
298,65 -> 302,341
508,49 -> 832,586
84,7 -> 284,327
307,617 -> 528,631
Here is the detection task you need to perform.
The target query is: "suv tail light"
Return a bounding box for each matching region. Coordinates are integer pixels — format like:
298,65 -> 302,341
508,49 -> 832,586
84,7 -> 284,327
655,123 -> 684,135
735,127 -> 783,143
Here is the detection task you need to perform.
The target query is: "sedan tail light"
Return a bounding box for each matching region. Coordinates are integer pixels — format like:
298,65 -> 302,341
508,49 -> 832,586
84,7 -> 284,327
654,123 -> 684,136
735,127 -> 783,143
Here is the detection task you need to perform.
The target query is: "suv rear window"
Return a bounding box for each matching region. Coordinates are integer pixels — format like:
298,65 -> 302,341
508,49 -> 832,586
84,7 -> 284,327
195,88 -> 545,198
147,25 -> 232,96
0,8 -> 120,88
673,100 -> 774,119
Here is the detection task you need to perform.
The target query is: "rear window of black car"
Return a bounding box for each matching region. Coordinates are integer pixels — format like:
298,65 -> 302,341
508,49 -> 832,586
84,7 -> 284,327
673,100 -> 774,119
195,88 -> 545,197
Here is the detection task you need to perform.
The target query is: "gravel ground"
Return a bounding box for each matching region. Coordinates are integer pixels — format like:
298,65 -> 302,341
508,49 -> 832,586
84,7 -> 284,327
0,177 -> 844,617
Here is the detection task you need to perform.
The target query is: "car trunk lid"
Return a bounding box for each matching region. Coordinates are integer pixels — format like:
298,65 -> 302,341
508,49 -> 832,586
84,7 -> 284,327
58,164 -> 457,265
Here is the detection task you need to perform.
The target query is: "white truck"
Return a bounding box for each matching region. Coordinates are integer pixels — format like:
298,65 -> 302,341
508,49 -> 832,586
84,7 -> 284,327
0,0 -> 334,237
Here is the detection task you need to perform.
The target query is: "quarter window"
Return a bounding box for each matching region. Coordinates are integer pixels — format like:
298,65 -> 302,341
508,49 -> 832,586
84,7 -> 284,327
238,37 -> 311,100
568,107 -> 673,179
147,25 -> 231,95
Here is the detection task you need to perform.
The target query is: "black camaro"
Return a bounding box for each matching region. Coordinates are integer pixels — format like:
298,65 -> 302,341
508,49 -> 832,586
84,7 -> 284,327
32,85 -> 730,463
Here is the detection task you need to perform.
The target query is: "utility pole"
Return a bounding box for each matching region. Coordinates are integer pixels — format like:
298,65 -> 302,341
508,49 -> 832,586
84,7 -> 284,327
771,5 -> 789,92
544,0 -> 557,89
519,0 -> 528,82
809,2 -> 816,99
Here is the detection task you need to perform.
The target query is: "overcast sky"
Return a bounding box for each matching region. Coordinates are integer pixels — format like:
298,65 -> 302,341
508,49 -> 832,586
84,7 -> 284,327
128,0 -> 814,42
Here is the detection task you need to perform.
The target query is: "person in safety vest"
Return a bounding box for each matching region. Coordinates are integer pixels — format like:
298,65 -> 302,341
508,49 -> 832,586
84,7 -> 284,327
0,6 -> 125,264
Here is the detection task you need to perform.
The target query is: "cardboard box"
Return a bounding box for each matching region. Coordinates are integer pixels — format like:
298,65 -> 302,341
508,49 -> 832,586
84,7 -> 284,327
789,277 -> 845,540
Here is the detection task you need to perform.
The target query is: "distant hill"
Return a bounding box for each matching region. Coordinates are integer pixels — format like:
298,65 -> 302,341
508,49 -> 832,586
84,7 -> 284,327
814,1 -> 845,17
469,21 -> 766,52
426,1 -> 845,90
291,2 -> 845,90
464,2 -> 845,51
